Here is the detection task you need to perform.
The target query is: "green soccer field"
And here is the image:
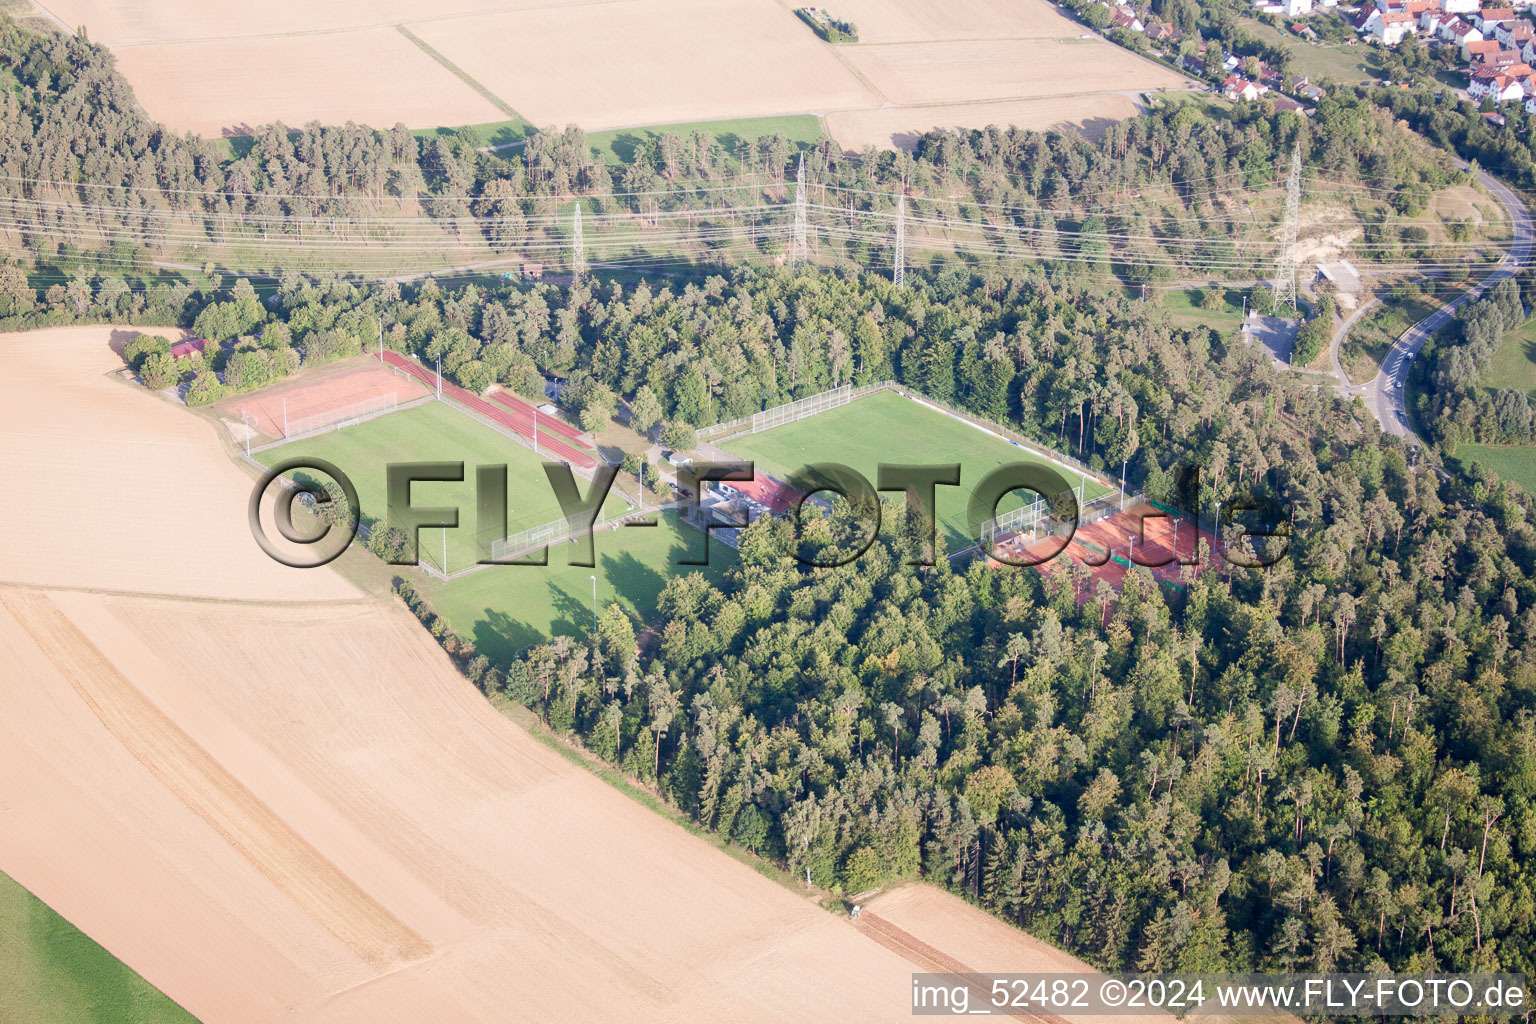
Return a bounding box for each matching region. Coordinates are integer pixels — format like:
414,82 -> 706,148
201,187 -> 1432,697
257,401 -> 634,575
420,507 -> 735,664
722,390 -> 1112,551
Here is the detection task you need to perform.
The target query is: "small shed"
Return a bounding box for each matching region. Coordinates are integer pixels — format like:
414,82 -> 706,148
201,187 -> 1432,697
522,262 -> 544,280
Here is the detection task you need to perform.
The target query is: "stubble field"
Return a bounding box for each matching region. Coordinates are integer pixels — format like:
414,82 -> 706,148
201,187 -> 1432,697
49,0 -> 1193,150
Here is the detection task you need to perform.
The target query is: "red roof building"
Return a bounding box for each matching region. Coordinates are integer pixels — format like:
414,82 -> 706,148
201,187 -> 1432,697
169,337 -> 207,360
720,475 -> 804,515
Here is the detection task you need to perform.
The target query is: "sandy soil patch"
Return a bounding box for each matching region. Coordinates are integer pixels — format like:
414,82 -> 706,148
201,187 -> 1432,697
109,27 -> 505,136
840,38 -> 1186,106
827,94 -> 1141,150
821,0 -> 1085,43
405,0 -> 878,129
865,885 -> 1299,1024
0,326 -> 355,601
863,885 -> 1168,1024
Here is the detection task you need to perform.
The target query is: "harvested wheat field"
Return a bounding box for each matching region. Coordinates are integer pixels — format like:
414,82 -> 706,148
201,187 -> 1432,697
405,0 -> 877,129
0,325 -> 940,1021
842,38 -> 1184,107
824,0 -> 1087,42
51,0 -> 1191,147
828,94 -> 1140,150
40,0 -> 538,44
109,27 -> 505,138
0,327 -> 355,600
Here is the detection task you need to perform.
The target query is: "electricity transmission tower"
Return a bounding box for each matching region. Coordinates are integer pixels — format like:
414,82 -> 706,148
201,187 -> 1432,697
572,202 -> 586,276
893,193 -> 906,288
790,153 -> 809,266
1272,144 -> 1302,310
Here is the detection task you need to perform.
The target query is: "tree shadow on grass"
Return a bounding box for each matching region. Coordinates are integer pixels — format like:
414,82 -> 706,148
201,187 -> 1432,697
613,132 -> 656,163
598,547 -> 667,617
546,577 -> 589,638
471,606 -> 543,666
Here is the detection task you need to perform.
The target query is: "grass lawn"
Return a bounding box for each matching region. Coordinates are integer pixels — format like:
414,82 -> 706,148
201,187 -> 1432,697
1483,317 -> 1536,396
585,115 -> 823,165
1459,442 -> 1536,495
1236,16 -> 1379,84
1157,286 -> 1248,335
257,401 -> 633,575
721,390 -> 1112,551
0,870 -> 196,1024
414,117 -> 535,151
420,507 -> 732,663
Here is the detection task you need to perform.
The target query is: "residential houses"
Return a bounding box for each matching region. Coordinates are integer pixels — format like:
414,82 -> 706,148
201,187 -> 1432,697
1468,60 -> 1533,100
1473,6 -> 1517,29
1222,73 -> 1262,100
1442,18 -> 1484,46
1465,35 -> 1504,59
1109,6 -> 1144,31
1362,7 -> 1419,42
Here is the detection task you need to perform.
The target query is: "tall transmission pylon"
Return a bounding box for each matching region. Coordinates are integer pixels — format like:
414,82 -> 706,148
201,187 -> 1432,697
1273,144 -> 1302,311
572,202 -> 586,277
893,193 -> 906,288
790,153 -> 809,266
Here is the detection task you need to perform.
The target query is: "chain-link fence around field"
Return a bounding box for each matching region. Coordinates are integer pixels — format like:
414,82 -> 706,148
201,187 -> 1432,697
748,383 -> 852,433
284,392 -> 397,438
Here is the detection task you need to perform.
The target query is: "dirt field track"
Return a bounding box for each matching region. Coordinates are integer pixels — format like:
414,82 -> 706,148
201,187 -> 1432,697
47,0 -> 1192,148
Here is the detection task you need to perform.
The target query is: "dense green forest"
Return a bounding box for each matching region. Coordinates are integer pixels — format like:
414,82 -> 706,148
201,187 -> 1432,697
5,7 -> 1536,989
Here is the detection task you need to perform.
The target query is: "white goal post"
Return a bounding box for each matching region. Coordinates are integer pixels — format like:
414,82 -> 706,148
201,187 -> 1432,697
488,512 -> 609,562
285,392 -> 398,438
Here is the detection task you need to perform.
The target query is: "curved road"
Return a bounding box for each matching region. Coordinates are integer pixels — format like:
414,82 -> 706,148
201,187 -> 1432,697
1366,165 -> 1534,442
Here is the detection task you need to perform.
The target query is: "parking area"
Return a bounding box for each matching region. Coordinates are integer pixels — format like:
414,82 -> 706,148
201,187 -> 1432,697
1244,314 -> 1301,367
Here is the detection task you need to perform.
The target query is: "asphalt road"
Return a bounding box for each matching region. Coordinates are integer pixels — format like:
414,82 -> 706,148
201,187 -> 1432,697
1367,165 -> 1534,442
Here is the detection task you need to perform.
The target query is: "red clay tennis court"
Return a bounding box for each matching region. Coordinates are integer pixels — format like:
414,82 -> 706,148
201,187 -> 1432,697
987,501 -> 1222,599
224,361 -> 424,440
